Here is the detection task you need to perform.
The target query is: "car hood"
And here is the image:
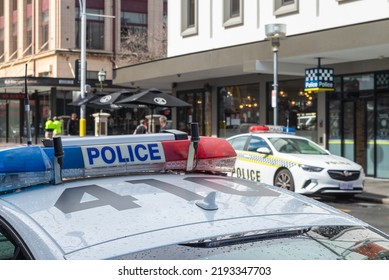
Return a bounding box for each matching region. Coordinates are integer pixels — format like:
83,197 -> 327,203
281,153 -> 362,170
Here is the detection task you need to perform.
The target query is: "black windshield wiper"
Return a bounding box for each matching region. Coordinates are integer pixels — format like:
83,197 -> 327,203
181,228 -> 311,248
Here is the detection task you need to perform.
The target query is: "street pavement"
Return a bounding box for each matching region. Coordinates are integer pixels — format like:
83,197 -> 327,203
1,141 -> 389,204
356,177 -> 389,205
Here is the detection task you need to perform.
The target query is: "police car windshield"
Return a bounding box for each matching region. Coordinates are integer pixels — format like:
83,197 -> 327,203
116,226 -> 389,260
269,137 -> 328,155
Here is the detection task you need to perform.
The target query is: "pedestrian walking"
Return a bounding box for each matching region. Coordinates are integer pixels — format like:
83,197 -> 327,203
133,119 -> 148,134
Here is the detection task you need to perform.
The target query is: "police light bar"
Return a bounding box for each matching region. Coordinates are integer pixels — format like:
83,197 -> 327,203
249,125 -> 295,134
0,133 -> 236,194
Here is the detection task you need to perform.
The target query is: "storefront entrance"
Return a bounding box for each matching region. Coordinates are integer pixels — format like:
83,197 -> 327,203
328,72 -> 389,179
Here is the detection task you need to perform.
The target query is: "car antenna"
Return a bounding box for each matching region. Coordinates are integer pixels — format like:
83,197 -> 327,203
24,64 -> 33,146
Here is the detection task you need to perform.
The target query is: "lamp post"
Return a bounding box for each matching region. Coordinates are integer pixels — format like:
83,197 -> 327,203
78,1 -> 114,136
79,0 -> 87,136
265,23 -> 286,126
98,68 -> 106,91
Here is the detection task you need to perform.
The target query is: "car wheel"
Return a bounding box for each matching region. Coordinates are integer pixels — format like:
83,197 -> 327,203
274,169 -> 295,192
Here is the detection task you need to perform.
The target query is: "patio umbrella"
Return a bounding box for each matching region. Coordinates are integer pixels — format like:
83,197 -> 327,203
116,88 -> 191,108
89,89 -> 138,108
68,91 -> 121,110
116,88 -> 191,132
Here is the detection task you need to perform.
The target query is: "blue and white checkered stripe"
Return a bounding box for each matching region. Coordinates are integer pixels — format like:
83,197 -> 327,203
305,68 -> 334,82
236,151 -> 298,169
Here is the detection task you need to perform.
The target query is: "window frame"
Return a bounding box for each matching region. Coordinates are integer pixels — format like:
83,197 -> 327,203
223,0 -> 244,28
181,0 -> 198,37
0,217 -> 33,260
274,0 -> 299,16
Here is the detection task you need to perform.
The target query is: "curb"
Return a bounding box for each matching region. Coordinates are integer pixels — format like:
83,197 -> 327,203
355,193 -> 389,205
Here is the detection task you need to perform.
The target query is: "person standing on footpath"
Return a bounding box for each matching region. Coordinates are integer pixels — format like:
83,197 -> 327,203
45,117 -> 55,139
133,119 -> 148,134
67,113 -> 79,136
53,116 -> 62,136
159,115 -> 170,132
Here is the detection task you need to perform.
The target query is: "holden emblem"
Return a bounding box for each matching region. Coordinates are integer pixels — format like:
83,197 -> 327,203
343,170 -> 352,177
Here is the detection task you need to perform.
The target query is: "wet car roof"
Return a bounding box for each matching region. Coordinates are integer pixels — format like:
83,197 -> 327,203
0,172 -> 365,260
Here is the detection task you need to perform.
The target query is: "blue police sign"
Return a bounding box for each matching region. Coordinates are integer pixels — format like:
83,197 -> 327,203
304,67 -> 334,92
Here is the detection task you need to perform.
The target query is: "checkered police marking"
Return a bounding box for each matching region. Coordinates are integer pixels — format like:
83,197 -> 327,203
304,67 -> 334,92
236,151 -> 298,169
376,72 -> 389,90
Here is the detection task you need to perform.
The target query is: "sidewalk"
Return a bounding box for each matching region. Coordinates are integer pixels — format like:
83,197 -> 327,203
356,177 -> 389,205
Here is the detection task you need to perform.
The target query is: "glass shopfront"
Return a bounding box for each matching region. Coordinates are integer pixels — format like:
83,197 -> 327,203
218,83 -> 260,138
328,71 -> 389,179
269,79 -> 318,142
177,88 -> 211,136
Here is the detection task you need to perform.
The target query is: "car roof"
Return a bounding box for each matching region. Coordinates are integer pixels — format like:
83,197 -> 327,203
0,173 -> 365,260
228,132 -> 306,139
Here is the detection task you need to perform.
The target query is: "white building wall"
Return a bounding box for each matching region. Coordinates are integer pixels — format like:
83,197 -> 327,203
168,0 -> 389,57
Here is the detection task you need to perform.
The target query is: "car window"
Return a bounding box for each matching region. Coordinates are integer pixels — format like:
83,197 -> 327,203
228,136 -> 249,150
247,137 -> 270,152
269,137 -> 328,155
0,220 -> 31,260
0,231 -> 16,260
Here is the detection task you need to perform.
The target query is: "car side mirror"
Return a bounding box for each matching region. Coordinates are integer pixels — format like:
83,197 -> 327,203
256,147 -> 272,154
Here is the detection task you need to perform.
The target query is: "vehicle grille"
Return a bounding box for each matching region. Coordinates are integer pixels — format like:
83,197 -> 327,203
327,170 -> 360,181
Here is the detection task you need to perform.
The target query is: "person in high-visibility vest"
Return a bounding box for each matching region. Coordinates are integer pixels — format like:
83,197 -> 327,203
45,118 -> 56,139
53,116 -> 62,136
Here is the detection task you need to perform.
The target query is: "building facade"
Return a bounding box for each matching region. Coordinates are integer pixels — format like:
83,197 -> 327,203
114,0 -> 389,179
0,0 -> 166,143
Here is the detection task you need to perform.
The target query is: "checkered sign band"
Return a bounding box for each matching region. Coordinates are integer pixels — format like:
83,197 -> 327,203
305,68 -> 334,82
376,73 -> 389,89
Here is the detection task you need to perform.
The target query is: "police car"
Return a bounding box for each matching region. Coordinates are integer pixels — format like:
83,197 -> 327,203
227,125 -> 365,197
1,130 -> 387,260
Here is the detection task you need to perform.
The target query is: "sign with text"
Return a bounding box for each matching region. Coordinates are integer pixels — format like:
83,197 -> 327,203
304,67 -> 334,92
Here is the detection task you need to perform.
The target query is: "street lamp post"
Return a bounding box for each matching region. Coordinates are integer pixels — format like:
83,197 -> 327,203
265,23 -> 286,126
98,68 -> 106,91
79,0 -> 87,136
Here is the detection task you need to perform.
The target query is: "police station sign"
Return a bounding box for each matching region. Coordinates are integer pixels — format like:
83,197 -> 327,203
304,67 -> 334,92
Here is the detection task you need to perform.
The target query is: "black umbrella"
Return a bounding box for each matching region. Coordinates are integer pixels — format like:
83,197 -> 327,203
89,89 -> 138,108
68,92 -> 104,106
116,88 -> 191,132
116,88 -> 191,108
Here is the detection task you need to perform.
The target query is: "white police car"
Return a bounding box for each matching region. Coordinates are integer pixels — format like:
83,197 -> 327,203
227,125 -> 365,197
1,130 -> 387,260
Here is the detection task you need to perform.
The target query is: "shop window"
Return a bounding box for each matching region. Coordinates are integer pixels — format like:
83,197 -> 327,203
223,0 -> 243,28
75,3 -> 105,50
41,0 -> 49,51
343,74 -> 374,99
218,84 -> 260,138
273,0 -> 299,16
181,0 -> 198,37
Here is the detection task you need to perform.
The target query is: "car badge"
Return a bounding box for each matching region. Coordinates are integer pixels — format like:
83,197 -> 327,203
343,170 -> 352,177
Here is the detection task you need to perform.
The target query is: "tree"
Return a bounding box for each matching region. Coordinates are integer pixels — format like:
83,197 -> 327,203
116,27 -> 167,67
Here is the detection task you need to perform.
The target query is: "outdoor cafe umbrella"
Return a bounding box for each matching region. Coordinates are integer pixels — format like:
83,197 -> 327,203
68,91 -> 121,110
89,89 -> 138,108
116,88 -> 191,108
68,89 -> 138,110
116,88 -> 191,131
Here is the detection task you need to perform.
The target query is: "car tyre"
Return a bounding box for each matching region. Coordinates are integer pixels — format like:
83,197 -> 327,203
274,169 -> 295,192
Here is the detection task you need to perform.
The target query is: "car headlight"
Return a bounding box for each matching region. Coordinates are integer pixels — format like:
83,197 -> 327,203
299,164 -> 324,172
